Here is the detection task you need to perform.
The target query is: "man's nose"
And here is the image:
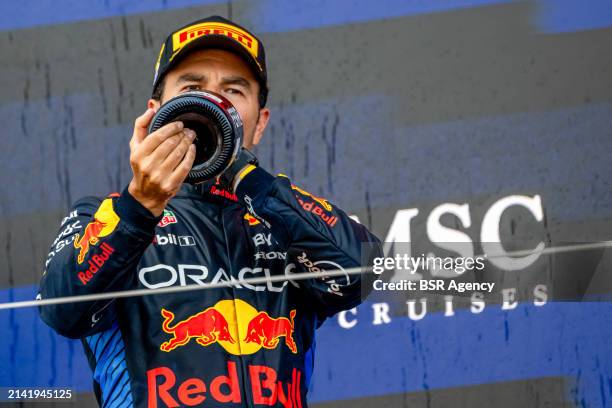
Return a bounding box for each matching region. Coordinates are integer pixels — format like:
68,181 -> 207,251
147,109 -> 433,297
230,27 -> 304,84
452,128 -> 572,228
205,83 -> 223,95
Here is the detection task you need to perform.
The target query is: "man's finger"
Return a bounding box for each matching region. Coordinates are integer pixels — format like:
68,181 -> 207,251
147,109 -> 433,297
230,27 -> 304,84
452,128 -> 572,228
167,144 -> 196,187
138,121 -> 184,157
160,129 -> 196,172
131,108 -> 156,148
147,129 -> 191,165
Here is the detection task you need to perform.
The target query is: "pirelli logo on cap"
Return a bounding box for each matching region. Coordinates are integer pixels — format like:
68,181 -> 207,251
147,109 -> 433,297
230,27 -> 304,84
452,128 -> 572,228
171,22 -> 260,62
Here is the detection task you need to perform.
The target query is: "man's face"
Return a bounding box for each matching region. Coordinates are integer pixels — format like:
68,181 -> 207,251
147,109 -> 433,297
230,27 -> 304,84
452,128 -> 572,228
148,49 -> 270,149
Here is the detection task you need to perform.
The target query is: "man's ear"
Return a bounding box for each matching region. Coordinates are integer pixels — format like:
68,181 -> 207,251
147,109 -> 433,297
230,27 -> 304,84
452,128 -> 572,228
147,99 -> 161,111
252,108 -> 270,146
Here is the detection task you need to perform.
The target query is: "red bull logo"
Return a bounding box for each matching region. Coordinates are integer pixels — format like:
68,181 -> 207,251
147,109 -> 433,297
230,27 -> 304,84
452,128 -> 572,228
210,184 -> 238,201
278,178 -> 338,227
160,307 -> 235,352
288,182 -> 333,212
244,310 -> 297,353
244,213 -> 261,226
73,198 -> 120,264
159,299 -> 298,355
147,362 -> 303,408
296,198 -> 338,227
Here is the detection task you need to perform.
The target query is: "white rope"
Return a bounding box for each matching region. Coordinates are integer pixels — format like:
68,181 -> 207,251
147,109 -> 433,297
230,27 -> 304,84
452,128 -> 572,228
0,241 -> 610,311
0,267 -> 366,311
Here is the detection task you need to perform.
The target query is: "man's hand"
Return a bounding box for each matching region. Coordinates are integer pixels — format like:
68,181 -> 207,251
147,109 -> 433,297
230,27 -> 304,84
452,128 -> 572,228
128,108 -> 197,217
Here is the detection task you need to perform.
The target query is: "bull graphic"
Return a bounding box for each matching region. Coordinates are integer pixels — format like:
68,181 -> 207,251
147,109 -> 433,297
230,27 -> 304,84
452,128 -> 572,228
243,309 -> 297,354
160,307 -> 235,352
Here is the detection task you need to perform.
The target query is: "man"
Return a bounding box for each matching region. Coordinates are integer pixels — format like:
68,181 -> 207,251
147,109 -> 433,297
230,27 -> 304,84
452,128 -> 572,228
38,16 -> 380,408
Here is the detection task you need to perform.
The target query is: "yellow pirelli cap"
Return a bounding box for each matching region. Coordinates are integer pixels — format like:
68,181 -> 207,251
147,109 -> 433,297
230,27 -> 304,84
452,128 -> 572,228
152,15 -> 268,106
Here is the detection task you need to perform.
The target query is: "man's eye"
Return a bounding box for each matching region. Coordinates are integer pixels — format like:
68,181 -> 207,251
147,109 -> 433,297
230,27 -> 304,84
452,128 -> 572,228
225,88 -> 243,95
183,84 -> 201,91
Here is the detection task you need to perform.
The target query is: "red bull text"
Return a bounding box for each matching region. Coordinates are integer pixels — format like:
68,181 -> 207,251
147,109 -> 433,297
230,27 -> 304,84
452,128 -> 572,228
77,242 -> 114,285
288,184 -> 338,227
147,362 -> 303,408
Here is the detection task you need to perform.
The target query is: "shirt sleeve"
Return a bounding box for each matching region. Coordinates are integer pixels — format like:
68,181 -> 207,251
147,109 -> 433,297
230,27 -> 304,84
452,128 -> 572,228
234,166 -> 382,318
37,187 -> 161,338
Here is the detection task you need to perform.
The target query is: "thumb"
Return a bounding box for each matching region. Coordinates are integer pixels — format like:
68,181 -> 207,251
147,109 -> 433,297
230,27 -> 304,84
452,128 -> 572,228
131,108 -> 156,147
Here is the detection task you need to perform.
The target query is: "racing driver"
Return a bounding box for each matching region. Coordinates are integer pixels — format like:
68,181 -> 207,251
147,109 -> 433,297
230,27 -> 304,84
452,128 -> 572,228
38,15 -> 381,408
